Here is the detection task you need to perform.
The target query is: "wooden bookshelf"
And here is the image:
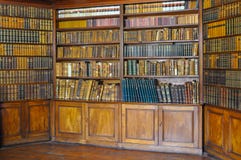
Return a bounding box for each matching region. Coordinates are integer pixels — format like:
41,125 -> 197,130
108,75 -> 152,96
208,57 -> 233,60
203,0 -> 241,159
53,0 -> 203,155
0,2 -> 53,146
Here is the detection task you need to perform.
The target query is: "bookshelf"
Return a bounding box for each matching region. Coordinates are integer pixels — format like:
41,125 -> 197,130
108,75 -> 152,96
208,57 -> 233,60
203,0 -> 241,159
0,2 -> 53,146
55,5 -> 121,102
0,3 -> 53,102
203,0 -> 241,110
53,0 -> 203,155
122,0 -> 201,104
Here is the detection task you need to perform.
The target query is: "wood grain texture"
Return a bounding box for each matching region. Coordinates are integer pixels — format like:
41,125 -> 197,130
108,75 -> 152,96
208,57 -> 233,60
227,111 -> 241,159
204,106 -> 241,160
122,104 -> 158,145
159,106 -> 199,148
0,103 -> 22,145
0,142 -> 216,160
55,101 -> 85,143
86,103 -> 119,143
204,106 -> 225,154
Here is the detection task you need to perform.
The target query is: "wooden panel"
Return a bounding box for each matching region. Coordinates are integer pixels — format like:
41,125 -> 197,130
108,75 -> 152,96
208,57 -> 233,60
0,102 -> 22,145
159,106 -> 199,148
86,103 -> 119,142
27,101 -> 49,135
227,111 -> 241,160
55,101 -> 85,143
204,106 -> 226,154
122,104 -> 158,145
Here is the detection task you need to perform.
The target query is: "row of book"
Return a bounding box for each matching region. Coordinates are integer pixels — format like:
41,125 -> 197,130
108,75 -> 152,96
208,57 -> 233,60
203,17 -> 241,39
124,0 -> 198,14
57,30 -> 119,44
0,84 -> 53,102
124,28 -> 198,42
56,79 -> 120,101
0,16 -> 53,31
0,4 -> 53,19
204,70 -> 241,88
204,36 -> 241,53
204,85 -> 241,110
125,14 -> 198,28
203,0 -> 239,9
56,61 -> 120,78
58,18 -> 120,29
124,59 -> 198,76
157,81 -> 199,104
0,57 -> 52,69
124,43 -> 198,57
203,1 -> 240,22
204,53 -> 241,69
0,44 -> 52,56
57,45 -> 119,59
122,79 -> 199,103
0,29 -> 53,44
0,70 -> 52,84
58,6 -> 120,18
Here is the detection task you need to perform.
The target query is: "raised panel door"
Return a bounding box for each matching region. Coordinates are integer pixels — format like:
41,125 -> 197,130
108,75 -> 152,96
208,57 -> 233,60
86,103 -> 119,143
227,110 -> 241,160
122,104 -> 158,145
55,101 -> 85,143
0,102 -> 22,145
159,105 -> 200,148
204,106 -> 227,155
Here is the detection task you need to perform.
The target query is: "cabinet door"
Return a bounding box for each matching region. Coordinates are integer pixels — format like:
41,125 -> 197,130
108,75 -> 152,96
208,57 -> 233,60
204,106 -> 227,155
25,101 -> 50,141
227,110 -> 241,160
86,103 -> 119,144
122,104 -> 158,145
0,102 -> 22,145
159,106 -> 200,148
55,101 -> 85,143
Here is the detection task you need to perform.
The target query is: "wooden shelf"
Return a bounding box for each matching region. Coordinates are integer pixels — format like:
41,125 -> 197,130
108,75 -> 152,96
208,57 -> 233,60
124,24 -> 199,30
57,14 -> 120,21
124,56 -> 199,59
123,9 -> 199,17
57,26 -> 120,31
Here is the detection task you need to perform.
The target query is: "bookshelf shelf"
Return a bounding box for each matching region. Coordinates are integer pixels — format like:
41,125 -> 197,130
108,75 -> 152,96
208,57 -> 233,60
56,42 -> 120,46
121,0 -> 201,104
57,14 -> 120,21
55,5 -> 121,102
56,76 -> 120,80
124,40 -> 199,44
56,26 -> 120,31
203,0 -> 241,112
0,3 -> 53,102
123,9 -> 199,17
124,24 -> 199,30
56,58 -> 119,61
123,75 -> 199,78
123,56 -> 199,59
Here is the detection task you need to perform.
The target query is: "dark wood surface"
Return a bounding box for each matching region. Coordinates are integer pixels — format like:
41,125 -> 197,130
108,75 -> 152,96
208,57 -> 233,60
0,142 -> 217,160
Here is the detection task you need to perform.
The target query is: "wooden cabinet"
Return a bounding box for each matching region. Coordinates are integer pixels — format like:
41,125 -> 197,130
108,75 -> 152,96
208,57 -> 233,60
0,102 -> 22,146
120,104 -> 202,155
204,106 -> 241,160
121,104 -> 158,145
25,101 -> 50,141
159,106 -> 201,150
86,103 -> 120,146
0,101 -> 50,146
55,101 -> 86,143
